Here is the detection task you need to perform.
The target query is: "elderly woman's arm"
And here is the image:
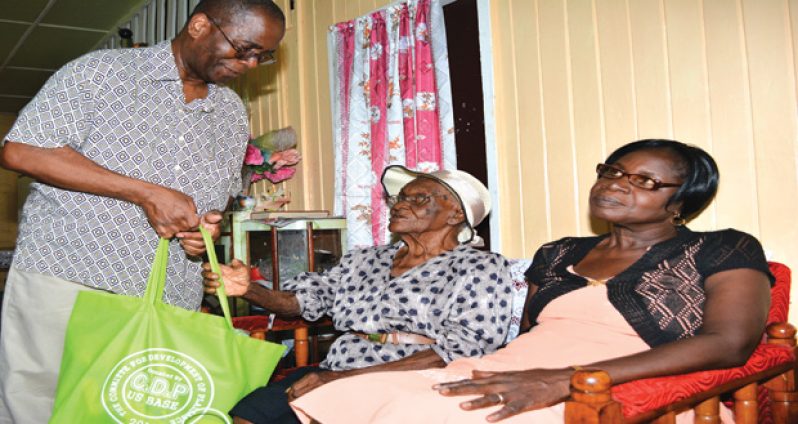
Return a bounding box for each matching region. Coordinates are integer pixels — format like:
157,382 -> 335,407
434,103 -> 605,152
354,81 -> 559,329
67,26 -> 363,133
202,259 -> 301,316
203,250 -> 355,318
435,267 -> 771,422
203,250 -> 357,319
287,348 -> 446,400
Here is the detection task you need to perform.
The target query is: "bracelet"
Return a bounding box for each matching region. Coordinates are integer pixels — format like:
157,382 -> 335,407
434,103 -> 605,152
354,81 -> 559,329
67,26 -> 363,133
569,365 -> 585,372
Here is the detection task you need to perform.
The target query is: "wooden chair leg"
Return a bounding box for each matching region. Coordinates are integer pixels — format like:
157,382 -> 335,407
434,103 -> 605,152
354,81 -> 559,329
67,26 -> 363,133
310,333 -> 319,364
733,383 -> 758,424
766,370 -> 798,424
294,327 -> 309,367
765,323 -> 798,423
564,370 -> 623,424
694,396 -> 720,424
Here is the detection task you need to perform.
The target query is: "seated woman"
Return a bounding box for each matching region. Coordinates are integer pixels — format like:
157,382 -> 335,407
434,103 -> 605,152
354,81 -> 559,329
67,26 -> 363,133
202,165 -> 514,424
289,139 -> 773,423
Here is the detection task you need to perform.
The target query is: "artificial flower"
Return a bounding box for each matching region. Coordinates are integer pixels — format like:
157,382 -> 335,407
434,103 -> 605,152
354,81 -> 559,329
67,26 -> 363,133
258,167 -> 296,184
244,127 -> 302,185
244,144 -> 265,165
268,149 -> 302,170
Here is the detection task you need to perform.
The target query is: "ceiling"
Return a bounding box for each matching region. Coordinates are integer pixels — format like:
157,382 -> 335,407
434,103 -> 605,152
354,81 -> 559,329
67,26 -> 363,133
0,0 -> 148,114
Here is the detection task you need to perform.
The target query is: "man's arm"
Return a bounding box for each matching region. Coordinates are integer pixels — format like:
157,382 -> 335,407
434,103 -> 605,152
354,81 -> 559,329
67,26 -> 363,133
0,141 -> 200,238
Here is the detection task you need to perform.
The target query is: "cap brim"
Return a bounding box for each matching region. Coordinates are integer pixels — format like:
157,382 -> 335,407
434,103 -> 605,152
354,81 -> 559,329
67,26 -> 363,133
381,165 -> 422,197
380,165 -> 475,244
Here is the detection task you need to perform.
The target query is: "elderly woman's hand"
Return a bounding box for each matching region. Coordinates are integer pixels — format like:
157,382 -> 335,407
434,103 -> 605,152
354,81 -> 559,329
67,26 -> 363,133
286,370 -> 344,401
433,368 -> 572,422
201,259 -> 251,297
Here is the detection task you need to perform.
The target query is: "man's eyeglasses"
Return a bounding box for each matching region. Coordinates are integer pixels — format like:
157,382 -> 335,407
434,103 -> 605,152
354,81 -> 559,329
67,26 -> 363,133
385,193 -> 449,207
595,163 -> 682,191
207,15 -> 276,65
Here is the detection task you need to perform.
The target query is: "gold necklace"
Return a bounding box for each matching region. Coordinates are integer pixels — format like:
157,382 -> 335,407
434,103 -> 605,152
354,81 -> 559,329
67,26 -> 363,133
586,277 -> 609,286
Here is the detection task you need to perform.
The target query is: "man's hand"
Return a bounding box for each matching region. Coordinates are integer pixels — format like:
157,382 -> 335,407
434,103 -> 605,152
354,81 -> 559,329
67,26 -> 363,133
177,210 -> 224,256
202,259 -> 251,297
286,371 -> 344,401
0,142 -> 201,240
139,185 -> 200,239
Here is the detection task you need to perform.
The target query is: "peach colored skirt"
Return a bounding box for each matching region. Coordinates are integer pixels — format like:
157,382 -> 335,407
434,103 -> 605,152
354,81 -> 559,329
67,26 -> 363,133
291,286 -> 731,423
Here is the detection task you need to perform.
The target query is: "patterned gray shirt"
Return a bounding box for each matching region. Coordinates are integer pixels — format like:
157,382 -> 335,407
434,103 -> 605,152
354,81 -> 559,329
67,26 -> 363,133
4,41 -> 248,310
284,243 -> 513,371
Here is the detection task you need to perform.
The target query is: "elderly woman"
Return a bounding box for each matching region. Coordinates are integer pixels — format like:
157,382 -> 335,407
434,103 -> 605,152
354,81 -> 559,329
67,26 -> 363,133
202,165 -> 513,424
289,139 -> 773,423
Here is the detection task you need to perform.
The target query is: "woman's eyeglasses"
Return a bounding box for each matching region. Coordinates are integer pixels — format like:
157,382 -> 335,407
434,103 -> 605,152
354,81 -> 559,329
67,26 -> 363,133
385,193 -> 449,207
207,15 -> 277,65
595,163 -> 682,191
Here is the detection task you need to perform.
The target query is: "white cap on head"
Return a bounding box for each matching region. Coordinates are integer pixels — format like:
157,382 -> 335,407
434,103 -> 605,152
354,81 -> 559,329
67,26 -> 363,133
380,165 -> 491,245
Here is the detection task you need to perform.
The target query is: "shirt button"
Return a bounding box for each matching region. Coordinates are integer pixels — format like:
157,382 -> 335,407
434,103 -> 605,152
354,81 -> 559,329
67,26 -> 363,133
173,164 -> 180,171
178,136 -> 185,142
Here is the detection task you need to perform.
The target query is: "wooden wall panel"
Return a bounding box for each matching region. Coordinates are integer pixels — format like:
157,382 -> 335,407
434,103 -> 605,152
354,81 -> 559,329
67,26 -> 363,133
491,0 -> 543,257
539,0 -> 580,240
491,1 -> 521,255
741,0 -> 798,271
566,0 -> 605,237
594,0 -> 637,152
629,0 -> 672,140
703,0 -> 759,232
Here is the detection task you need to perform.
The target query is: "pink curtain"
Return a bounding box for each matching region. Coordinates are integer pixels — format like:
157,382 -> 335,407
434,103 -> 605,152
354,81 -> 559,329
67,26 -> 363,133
329,0 -> 456,248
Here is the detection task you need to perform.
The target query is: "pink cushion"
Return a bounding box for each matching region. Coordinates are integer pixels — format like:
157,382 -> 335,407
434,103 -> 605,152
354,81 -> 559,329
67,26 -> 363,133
612,262 -> 794,419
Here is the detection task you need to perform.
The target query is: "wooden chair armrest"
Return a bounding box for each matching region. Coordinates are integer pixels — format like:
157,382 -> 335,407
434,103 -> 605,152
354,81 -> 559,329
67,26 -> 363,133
564,322 -> 798,423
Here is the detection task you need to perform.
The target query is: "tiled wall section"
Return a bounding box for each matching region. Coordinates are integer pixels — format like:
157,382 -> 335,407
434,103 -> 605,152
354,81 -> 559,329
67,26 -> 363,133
0,113 -> 18,249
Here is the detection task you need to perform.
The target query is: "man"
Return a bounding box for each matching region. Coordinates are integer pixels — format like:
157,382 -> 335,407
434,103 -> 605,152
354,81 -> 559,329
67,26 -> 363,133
0,1 -> 285,422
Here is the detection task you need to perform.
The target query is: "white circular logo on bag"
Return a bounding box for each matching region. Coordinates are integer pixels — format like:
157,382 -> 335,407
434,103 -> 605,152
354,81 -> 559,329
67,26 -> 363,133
101,348 -> 215,423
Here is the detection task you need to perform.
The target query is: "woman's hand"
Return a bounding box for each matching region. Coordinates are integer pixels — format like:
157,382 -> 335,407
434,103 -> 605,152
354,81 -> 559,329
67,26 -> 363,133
433,368 -> 572,422
286,371 -> 343,401
201,259 -> 251,297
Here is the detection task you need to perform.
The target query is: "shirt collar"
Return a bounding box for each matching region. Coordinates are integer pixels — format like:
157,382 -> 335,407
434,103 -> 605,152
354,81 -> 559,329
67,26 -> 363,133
144,41 -> 182,81
142,41 -> 220,113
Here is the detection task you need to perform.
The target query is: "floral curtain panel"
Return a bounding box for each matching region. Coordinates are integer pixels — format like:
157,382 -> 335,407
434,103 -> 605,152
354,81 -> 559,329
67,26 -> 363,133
328,0 -> 456,249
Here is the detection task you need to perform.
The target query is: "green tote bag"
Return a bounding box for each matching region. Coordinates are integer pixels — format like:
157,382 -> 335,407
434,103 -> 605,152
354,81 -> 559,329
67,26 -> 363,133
50,228 -> 285,423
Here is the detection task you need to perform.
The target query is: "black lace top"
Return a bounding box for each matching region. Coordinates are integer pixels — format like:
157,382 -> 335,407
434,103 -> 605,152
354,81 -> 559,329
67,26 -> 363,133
524,227 -> 774,347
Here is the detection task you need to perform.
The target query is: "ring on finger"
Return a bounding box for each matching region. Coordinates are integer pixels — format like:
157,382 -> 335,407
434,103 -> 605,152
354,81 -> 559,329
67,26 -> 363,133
494,392 -> 506,404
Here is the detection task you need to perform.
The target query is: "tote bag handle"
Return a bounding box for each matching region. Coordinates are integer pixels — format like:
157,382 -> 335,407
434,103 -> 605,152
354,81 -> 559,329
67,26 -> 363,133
143,238 -> 170,306
200,226 -> 235,330
143,228 -> 234,330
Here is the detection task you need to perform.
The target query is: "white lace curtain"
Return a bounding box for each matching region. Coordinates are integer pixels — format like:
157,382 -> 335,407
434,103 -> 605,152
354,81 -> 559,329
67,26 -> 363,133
328,0 -> 457,249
